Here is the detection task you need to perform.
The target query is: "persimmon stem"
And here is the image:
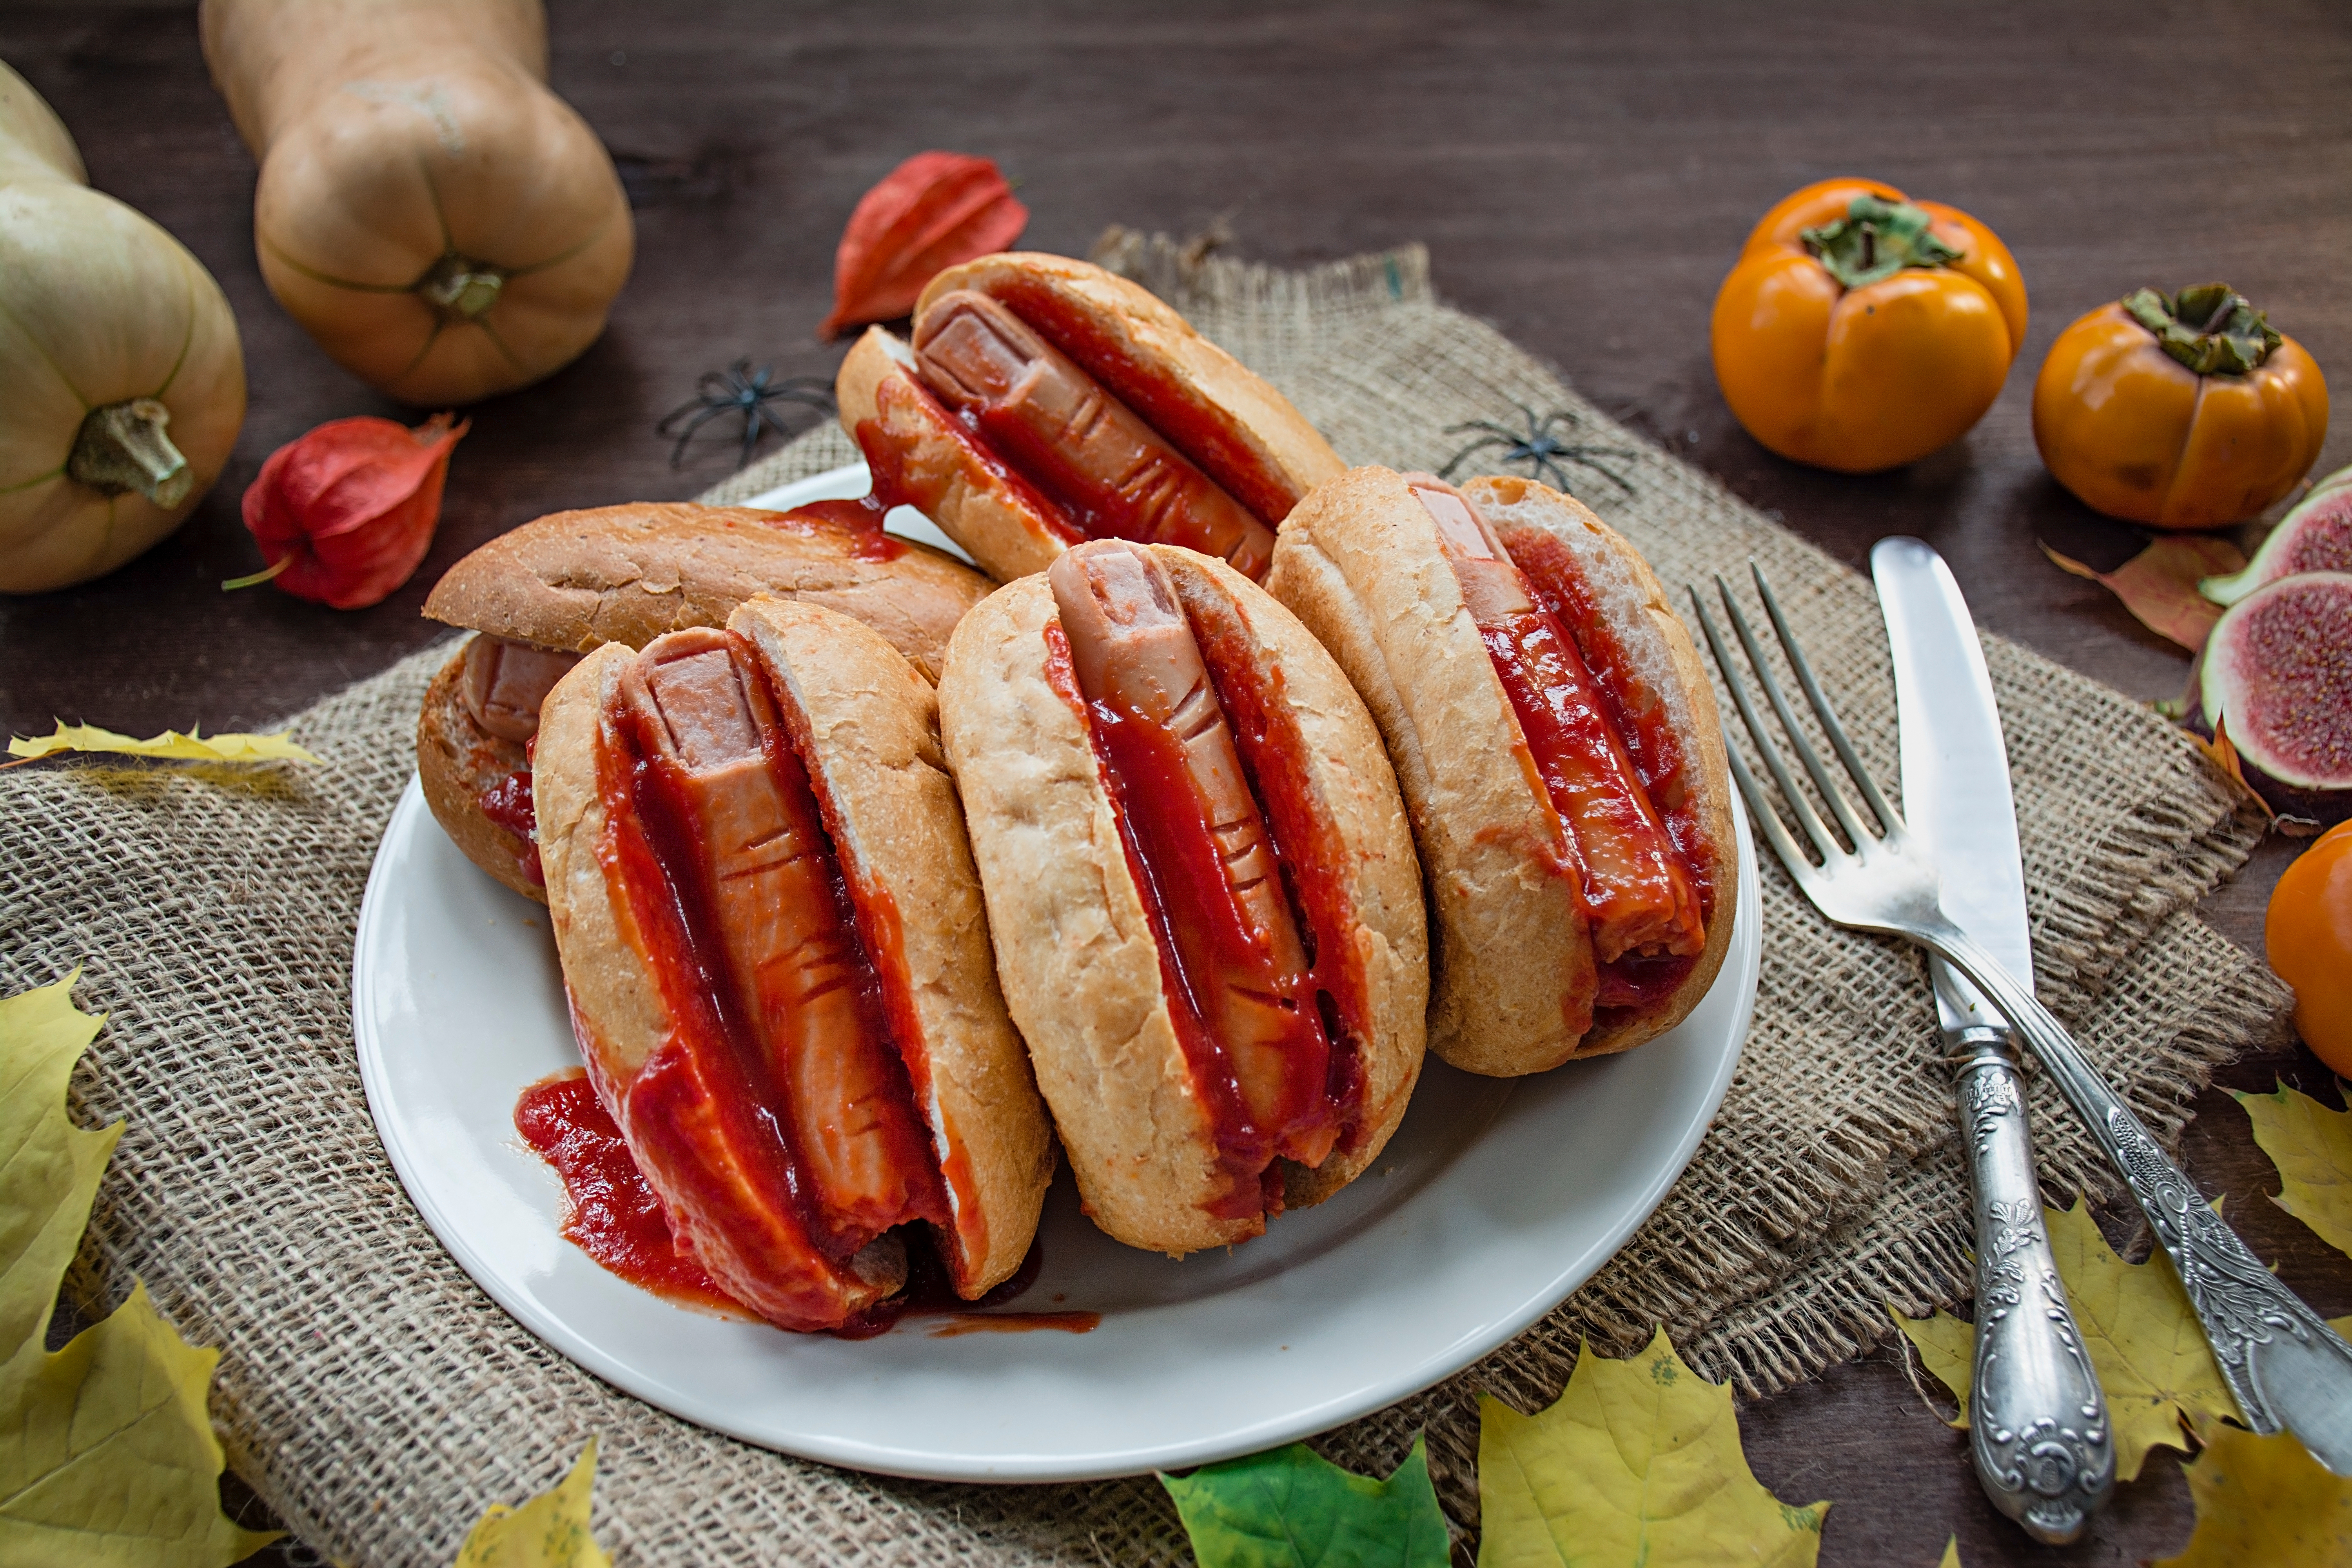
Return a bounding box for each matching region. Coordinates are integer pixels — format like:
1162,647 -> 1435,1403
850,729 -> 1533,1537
221,555 -> 294,592
2122,284 -> 2281,374
1800,195 -> 1962,289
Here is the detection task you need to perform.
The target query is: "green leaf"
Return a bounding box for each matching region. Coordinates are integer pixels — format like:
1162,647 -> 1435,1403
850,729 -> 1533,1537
2232,1083 -> 2352,1262
0,975 -> 279,1567
0,974 -> 120,1360
1475,1327 -> 1827,1568
455,1437 -> 610,1568
1160,1434 -> 1450,1568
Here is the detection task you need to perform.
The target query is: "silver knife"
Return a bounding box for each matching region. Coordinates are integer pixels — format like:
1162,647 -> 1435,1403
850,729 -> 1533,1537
1874,537 -> 2115,1543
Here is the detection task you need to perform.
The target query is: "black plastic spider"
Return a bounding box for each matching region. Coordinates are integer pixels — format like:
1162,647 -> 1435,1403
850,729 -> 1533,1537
1437,404 -> 1636,496
657,360 -> 837,470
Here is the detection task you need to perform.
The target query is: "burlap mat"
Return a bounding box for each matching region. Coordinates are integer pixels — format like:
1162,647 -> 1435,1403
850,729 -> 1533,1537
3,236 -> 2287,1564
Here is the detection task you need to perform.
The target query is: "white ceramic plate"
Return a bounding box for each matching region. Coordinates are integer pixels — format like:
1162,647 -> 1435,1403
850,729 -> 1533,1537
353,478 -> 1760,1482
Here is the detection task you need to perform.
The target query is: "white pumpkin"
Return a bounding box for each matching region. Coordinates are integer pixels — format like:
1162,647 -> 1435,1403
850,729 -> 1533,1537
0,60 -> 247,593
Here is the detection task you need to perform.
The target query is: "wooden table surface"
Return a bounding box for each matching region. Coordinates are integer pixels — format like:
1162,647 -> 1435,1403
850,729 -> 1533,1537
5,3 -> 2348,1563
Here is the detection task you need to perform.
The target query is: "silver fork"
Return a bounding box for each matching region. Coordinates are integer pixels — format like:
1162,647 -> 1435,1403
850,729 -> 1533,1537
1690,563 -> 2352,1476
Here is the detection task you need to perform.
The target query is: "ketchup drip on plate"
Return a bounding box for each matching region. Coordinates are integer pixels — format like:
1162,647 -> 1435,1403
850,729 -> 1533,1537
515,1072 -> 1094,1337
514,1069 -> 742,1314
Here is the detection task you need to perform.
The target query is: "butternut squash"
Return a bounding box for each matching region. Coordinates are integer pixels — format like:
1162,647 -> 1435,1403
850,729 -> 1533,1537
0,60 -> 247,593
201,0 -> 635,406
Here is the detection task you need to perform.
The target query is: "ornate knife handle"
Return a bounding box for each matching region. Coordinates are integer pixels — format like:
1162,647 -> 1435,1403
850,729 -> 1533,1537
1951,1029 -> 2114,1543
1926,920 -> 2352,1474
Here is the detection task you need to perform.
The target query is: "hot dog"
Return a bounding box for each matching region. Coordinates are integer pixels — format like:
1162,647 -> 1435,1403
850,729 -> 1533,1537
836,252 -> 1345,584
938,539 -> 1426,1254
415,500 -> 991,902
535,598 -> 1053,1327
1268,468 -> 1738,1076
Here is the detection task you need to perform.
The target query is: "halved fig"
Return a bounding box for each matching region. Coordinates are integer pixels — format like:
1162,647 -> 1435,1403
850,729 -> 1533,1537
2192,571 -> 2352,823
2202,467 -> 2352,608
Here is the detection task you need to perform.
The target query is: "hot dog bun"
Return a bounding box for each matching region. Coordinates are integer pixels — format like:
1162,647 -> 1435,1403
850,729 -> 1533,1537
416,501 -> 993,903
1269,468 -> 1736,1075
938,542 -> 1425,1255
535,600 -> 1051,1327
837,252 -> 1344,583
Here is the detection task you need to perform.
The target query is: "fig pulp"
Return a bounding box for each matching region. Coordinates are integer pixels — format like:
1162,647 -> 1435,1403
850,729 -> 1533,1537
2193,571 -> 2352,823
2202,465 -> 2352,608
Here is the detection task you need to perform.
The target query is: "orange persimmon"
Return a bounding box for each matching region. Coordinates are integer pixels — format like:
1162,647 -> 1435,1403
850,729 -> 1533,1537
2033,284 -> 2328,530
1711,178 -> 2026,473
2267,818 -> 2352,1076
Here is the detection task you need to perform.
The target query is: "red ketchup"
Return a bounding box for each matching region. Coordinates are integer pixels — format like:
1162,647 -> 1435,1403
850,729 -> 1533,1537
476,743 -> 543,887
1412,483 -> 1704,976
857,374 -> 1081,545
983,276 -> 1304,530
1499,522 -> 1718,1015
514,1070 -> 741,1314
515,1072 -> 1093,1337
1045,543 -> 1362,1222
761,496 -> 906,562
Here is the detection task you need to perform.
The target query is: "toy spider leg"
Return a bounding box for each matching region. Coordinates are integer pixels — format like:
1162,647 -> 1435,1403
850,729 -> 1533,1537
657,359 -> 838,470
1436,403 -> 1638,497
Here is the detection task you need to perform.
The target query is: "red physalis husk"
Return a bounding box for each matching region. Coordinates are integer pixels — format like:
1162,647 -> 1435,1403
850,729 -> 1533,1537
820,151 -> 1028,339
235,413 -> 468,610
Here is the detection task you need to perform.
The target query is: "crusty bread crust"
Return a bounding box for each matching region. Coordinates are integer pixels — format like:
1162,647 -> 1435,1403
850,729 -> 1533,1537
1461,477 -> 1739,1058
536,643 -> 667,1087
920,254 -> 1345,524
842,252 -> 1344,581
1270,467 -> 1593,1076
535,642 -> 900,1327
1270,467 -> 1739,1075
939,576 -> 1238,1253
729,597 -> 1053,1296
938,551 -> 1423,1253
416,642 -> 544,903
423,501 -> 991,900
837,328 -> 1069,582
422,501 -> 989,682
1154,551 -> 1426,1204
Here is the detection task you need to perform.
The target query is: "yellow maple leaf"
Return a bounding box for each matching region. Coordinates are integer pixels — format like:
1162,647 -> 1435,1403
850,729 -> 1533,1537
454,1438 -> 609,1568
1889,1307 -> 1972,1427
1888,1200 -> 2239,1481
2149,1414 -> 2352,1566
2232,1083 -> 2352,1261
0,975 -> 279,1567
1476,1327 -> 1829,1567
6,722 -> 319,765
0,975 -> 120,1361
2040,1200 -> 2240,1479
1936,1538 -> 1961,1568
